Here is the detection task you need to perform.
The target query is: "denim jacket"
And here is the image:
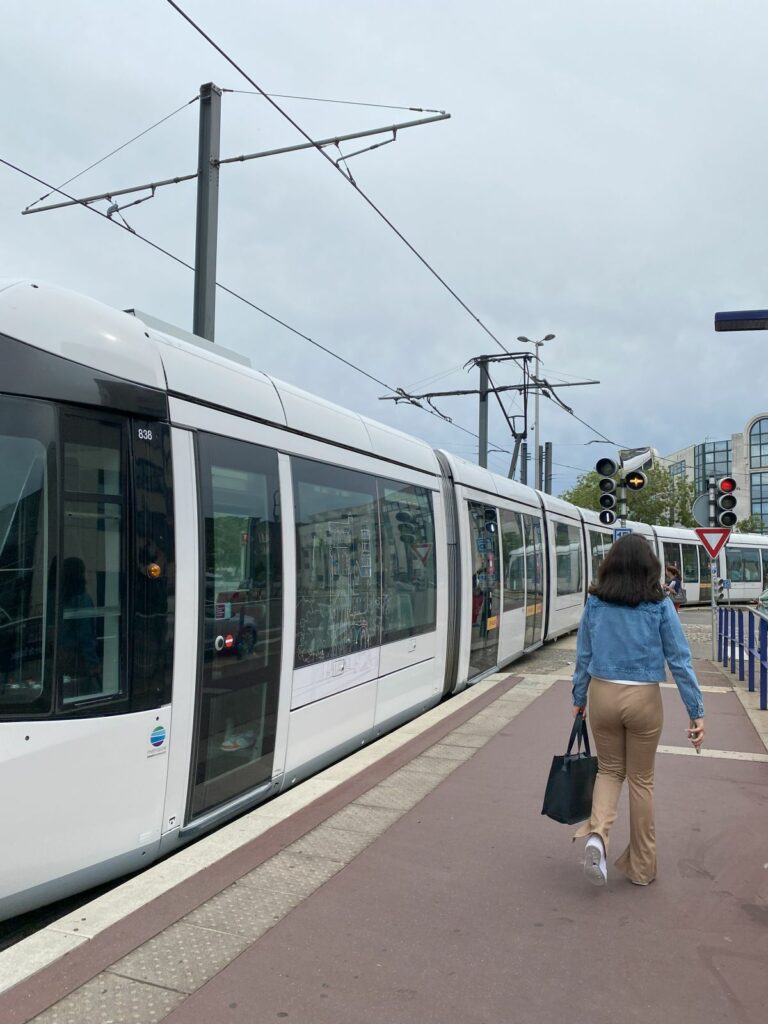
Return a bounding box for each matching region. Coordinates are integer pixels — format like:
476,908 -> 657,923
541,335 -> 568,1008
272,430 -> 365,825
572,595 -> 705,720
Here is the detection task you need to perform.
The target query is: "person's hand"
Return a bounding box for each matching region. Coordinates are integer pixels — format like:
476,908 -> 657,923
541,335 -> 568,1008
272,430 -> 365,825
687,718 -> 705,752
573,705 -> 586,718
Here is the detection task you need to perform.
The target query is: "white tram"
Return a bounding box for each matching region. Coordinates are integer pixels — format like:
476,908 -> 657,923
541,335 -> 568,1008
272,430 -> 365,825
0,280 -> 765,921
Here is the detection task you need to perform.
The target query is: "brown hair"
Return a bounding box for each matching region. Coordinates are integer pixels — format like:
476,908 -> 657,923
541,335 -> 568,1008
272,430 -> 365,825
590,534 -> 665,606
665,564 -> 681,579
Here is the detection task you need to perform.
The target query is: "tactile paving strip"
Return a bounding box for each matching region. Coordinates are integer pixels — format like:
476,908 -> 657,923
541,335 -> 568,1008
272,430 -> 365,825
28,674 -> 553,1023
108,920 -> 248,994
184,882 -> 303,942
30,971 -> 185,1024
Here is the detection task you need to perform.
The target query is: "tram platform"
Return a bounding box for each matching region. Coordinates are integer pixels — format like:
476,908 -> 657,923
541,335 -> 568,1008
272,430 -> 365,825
1,631 -> 767,1024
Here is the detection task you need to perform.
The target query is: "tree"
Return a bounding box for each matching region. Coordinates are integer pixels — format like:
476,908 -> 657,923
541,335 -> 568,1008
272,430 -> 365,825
735,513 -> 765,534
559,465 -> 697,527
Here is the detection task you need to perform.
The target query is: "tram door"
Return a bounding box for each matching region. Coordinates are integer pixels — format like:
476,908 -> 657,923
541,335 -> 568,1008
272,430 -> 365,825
189,434 -> 283,821
467,502 -> 500,679
523,515 -> 544,648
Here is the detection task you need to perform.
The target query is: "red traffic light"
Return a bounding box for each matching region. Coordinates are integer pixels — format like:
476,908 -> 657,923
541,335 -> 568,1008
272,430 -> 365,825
717,477 -> 737,493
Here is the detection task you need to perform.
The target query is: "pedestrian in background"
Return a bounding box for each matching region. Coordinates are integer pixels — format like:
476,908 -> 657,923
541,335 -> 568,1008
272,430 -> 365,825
571,535 -> 705,887
664,563 -> 684,615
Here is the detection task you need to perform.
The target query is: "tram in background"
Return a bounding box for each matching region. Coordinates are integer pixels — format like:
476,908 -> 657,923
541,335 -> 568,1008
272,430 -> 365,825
1,279 -> 765,921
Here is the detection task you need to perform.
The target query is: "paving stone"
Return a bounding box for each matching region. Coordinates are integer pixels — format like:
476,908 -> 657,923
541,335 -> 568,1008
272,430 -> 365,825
109,921 -> 248,994
407,752 -> 463,777
287,821 -> 376,861
419,741 -> 477,762
30,971 -> 184,1024
184,881 -> 302,941
439,730 -> 492,749
325,801 -> 405,836
237,849 -> 345,898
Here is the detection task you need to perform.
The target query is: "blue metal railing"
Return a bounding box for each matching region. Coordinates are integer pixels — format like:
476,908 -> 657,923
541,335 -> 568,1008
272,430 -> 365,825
718,606 -> 768,710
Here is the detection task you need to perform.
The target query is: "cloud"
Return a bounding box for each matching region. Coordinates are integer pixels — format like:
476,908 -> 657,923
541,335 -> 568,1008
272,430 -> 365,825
2,0 -> 768,494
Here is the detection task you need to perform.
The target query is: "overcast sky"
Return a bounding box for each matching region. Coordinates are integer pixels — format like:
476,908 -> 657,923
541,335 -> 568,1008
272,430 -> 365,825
2,1 -> 768,492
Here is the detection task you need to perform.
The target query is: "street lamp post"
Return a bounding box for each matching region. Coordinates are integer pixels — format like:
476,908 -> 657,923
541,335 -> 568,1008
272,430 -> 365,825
517,333 -> 555,489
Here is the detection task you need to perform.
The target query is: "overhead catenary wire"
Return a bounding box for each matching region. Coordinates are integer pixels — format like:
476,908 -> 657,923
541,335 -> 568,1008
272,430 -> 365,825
24,96 -> 199,211
163,0 -> 511,356
2,155 -> 509,454
223,88 -> 445,114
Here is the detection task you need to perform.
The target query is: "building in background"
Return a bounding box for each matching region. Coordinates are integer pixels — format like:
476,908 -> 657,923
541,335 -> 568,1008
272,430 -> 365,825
662,413 -> 768,532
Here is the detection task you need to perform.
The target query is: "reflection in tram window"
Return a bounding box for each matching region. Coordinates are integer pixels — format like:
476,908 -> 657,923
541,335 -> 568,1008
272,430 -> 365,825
467,503 -> 500,678
380,483 -> 436,644
726,546 -> 761,584
0,398 -> 55,714
192,434 -> 282,819
522,514 -> 543,648
555,522 -> 582,596
589,530 -> 610,579
663,542 -> 681,573
60,414 -> 126,705
500,510 -> 525,611
294,460 -> 380,666
681,544 -> 699,583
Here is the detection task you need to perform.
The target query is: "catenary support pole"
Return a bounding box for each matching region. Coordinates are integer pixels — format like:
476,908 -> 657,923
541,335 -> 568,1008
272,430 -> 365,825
193,82 -> 222,341
520,442 -> 528,485
544,441 -> 553,494
477,358 -> 489,468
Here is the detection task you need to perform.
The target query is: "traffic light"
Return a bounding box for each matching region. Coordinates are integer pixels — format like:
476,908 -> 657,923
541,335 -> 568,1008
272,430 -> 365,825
625,471 -> 647,492
716,477 -> 738,528
596,458 -> 617,525
715,577 -> 725,601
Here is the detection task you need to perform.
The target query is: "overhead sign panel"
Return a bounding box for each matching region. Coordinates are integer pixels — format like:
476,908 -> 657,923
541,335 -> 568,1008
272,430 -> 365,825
714,309 -> 768,332
694,527 -> 731,559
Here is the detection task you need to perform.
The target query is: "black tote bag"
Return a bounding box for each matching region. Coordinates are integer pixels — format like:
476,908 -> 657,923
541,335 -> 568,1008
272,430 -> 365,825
541,713 -> 598,825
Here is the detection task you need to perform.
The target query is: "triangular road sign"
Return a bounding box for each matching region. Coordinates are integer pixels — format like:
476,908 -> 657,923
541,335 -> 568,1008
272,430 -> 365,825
411,543 -> 432,565
694,527 -> 731,559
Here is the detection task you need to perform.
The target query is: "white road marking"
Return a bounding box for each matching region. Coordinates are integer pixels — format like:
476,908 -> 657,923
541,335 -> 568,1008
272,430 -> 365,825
657,744 -> 768,763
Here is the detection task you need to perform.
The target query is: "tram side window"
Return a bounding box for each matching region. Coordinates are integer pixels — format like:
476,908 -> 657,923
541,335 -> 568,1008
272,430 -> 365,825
762,548 -> 768,586
294,460 -> 380,666
742,547 -> 761,583
681,544 -> 699,583
726,548 -> 743,583
380,483 -> 437,644
589,530 -> 609,579
699,544 -> 718,579
728,547 -> 760,584
663,542 -> 681,573
0,397 -> 56,715
59,414 -> 126,706
501,510 -> 525,611
555,522 -> 582,596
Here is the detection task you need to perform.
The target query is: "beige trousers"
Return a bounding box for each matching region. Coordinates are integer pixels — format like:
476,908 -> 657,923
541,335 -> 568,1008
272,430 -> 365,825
574,677 -> 664,884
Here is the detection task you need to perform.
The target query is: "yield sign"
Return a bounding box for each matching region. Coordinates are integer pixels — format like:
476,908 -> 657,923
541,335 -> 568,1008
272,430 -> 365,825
694,527 -> 731,559
411,543 -> 432,565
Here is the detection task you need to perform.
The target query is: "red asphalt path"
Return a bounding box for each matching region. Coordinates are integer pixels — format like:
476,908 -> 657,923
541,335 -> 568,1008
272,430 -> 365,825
163,673 -> 768,1024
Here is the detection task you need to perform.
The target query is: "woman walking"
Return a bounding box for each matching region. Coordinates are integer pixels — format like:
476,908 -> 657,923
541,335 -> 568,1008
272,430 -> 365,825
664,564 -> 684,614
571,535 -> 705,887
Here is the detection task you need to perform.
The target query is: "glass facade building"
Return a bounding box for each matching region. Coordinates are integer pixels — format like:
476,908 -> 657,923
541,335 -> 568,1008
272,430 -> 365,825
749,418 -> 768,533
693,441 -> 731,496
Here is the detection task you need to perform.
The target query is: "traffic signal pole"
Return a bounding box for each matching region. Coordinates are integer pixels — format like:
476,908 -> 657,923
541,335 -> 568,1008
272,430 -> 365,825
708,477 -> 718,660
617,479 -> 628,527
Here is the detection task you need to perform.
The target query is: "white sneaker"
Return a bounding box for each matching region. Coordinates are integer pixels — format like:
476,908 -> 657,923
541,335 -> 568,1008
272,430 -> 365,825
584,836 -> 607,886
